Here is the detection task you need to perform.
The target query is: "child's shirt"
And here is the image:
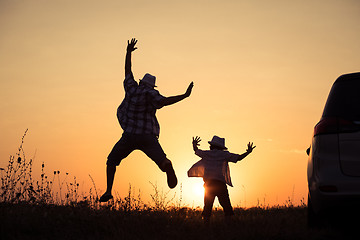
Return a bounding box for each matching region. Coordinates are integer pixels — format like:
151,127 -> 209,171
187,149 -> 240,187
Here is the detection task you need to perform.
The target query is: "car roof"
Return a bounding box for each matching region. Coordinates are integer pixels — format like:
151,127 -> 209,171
335,72 -> 360,83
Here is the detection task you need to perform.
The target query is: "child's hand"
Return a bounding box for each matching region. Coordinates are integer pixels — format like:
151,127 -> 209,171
193,136 -> 201,146
192,136 -> 201,151
246,142 -> 256,153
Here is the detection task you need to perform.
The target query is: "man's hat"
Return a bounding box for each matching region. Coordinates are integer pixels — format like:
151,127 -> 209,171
140,73 -> 157,87
208,135 -> 227,150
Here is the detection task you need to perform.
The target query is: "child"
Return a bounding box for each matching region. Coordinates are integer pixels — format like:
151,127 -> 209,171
188,135 -> 255,224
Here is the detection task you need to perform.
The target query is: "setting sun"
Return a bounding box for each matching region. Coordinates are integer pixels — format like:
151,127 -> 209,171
192,181 -> 205,197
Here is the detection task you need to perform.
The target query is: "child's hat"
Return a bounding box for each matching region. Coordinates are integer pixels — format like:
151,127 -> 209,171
208,135 -> 227,150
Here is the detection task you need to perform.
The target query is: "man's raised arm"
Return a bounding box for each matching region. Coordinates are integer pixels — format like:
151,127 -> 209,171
160,82 -> 194,106
125,38 -> 138,76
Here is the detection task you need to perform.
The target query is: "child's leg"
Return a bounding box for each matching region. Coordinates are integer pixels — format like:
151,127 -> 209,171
202,184 -> 216,224
217,184 -> 234,218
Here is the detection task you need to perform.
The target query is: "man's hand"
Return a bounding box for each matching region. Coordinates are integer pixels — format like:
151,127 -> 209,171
246,142 -> 256,153
185,82 -> 194,97
127,38 -> 138,53
125,38 -> 137,75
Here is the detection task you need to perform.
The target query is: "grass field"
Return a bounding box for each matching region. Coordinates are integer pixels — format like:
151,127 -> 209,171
0,131 -> 355,239
0,202 -> 346,240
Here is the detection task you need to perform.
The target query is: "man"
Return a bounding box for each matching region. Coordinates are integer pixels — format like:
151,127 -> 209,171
100,38 -> 194,202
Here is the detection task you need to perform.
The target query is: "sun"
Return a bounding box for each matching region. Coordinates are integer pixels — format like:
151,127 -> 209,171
192,181 -> 205,197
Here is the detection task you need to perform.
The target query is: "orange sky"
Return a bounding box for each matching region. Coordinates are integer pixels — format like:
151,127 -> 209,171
1,0 -> 360,207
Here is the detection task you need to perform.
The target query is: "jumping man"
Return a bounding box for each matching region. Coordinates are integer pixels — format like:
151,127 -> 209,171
100,38 -> 194,202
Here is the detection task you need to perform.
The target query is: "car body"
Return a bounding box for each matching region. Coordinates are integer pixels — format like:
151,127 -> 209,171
307,72 -> 360,226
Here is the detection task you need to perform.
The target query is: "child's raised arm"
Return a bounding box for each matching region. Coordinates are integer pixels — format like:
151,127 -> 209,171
237,142 -> 256,161
192,136 -> 201,151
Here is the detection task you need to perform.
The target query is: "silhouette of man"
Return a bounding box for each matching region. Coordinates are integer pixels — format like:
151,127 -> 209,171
100,38 -> 194,202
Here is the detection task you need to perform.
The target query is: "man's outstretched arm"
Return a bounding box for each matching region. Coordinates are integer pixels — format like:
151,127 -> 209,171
161,82 -> 194,106
125,38 -> 138,76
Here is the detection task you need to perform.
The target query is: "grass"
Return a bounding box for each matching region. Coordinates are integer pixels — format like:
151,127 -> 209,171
0,130 -> 354,239
0,202 -> 344,240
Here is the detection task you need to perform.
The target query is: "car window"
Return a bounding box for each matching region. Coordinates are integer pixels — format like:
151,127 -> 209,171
323,79 -> 360,120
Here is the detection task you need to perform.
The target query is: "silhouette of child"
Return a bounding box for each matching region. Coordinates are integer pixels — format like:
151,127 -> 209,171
188,135 -> 255,224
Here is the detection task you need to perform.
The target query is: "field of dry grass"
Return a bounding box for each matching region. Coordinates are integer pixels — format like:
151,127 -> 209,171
0,131 -> 355,239
1,202 -> 344,240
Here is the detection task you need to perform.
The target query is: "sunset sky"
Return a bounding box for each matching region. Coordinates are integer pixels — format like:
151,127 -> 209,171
1,0 -> 360,207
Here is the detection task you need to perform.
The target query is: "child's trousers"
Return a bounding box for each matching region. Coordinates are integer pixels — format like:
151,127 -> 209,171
202,179 -> 234,221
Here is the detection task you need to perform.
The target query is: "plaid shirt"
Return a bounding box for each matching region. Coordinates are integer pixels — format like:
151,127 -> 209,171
187,149 -> 240,187
117,73 -> 165,136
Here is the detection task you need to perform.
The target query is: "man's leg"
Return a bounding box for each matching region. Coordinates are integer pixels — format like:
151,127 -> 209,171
106,165 -> 116,193
105,165 -> 116,194
99,165 -> 116,202
140,135 -> 177,189
160,159 -> 178,189
100,134 -> 133,202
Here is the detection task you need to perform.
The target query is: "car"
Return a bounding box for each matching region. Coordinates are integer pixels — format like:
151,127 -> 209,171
307,72 -> 360,227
